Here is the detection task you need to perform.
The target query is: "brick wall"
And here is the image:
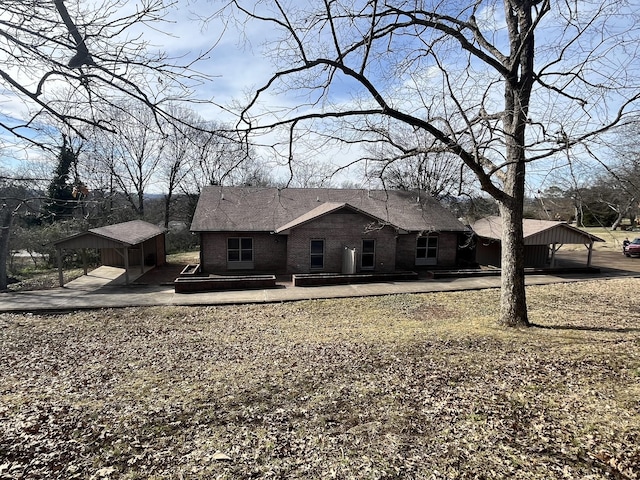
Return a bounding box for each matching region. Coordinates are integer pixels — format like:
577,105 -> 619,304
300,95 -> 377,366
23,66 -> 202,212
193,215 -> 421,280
396,232 -> 460,270
285,212 -> 398,273
199,222 -> 463,274
200,231 -> 288,274
437,232 -> 459,265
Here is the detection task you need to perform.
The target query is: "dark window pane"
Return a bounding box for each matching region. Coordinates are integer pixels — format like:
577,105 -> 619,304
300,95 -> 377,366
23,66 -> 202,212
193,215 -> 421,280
241,250 -> 253,262
362,255 -> 374,268
241,238 -> 253,249
425,237 -> 438,258
310,255 -> 324,268
417,237 -> 427,248
362,239 -> 375,253
228,238 -> 239,249
310,240 -> 324,254
228,250 -> 240,261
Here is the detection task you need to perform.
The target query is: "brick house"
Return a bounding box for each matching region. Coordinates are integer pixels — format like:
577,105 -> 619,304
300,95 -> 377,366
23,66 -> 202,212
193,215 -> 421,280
190,186 -> 470,275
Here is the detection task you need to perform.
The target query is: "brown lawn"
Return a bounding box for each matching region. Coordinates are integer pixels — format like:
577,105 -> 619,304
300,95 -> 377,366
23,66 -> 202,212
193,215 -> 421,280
1,278 -> 639,479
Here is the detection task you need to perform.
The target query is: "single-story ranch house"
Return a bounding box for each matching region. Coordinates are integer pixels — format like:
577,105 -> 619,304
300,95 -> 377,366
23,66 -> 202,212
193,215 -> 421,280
190,186 -> 471,275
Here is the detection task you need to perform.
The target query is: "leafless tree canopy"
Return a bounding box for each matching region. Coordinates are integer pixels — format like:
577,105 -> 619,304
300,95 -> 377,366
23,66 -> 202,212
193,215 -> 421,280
224,0 -> 640,326
362,123 -> 472,198
0,0 -> 212,147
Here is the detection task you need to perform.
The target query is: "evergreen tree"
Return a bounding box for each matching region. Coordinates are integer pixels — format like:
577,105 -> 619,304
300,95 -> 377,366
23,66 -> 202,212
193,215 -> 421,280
45,137 -> 77,220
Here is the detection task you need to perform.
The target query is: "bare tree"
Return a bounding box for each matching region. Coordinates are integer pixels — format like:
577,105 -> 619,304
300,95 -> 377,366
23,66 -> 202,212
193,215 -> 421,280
363,124 -> 471,198
0,181 -> 35,291
181,122 -> 260,190
87,103 -> 166,218
1,0 -> 217,284
224,0 -> 640,327
1,0 -> 212,146
159,106 -> 205,229
599,119 -> 640,229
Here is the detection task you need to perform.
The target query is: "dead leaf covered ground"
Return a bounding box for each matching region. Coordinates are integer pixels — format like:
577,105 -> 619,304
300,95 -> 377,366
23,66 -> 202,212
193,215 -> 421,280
1,279 -> 639,479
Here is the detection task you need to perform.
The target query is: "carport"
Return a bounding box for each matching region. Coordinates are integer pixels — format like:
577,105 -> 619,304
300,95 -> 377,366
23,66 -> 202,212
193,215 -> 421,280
53,220 -> 166,286
472,217 -> 605,268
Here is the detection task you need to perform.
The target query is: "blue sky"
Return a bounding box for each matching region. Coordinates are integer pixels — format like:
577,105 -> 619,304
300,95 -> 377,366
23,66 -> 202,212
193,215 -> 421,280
1,0 -> 638,194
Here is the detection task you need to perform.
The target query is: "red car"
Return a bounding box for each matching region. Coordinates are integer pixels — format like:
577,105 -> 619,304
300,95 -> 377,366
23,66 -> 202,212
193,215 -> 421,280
624,238 -> 640,257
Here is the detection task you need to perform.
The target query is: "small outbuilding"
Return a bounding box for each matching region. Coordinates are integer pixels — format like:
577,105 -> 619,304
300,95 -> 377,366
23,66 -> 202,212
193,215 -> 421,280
53,220 -> 166,286
472,216 -> 604,268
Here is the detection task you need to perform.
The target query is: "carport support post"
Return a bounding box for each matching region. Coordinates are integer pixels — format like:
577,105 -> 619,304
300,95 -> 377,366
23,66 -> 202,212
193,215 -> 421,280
124,247 -> 130,285
587,242 -> 593,267
140,243 -> 145,274
82,248 -> 88,275
57,247 -> 64,287
550,242 -> 557,268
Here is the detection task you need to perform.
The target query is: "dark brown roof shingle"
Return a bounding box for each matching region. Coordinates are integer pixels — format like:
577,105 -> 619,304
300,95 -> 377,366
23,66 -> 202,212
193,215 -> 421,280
191,187 -> 467,233
472,216 -> 604,243
88,220 -> 165,245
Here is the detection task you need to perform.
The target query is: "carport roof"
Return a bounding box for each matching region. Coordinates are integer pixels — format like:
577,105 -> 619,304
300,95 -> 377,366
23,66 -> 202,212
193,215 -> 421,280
472,217 -> 605,244
53,220 -> 165,249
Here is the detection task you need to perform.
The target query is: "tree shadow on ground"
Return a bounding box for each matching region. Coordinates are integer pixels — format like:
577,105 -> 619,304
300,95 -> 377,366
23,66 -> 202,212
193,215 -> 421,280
530,323 -> 640,334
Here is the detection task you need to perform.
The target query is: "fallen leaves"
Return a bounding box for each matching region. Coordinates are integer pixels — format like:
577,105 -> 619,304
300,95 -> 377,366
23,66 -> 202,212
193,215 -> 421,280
1,280 -> 639,478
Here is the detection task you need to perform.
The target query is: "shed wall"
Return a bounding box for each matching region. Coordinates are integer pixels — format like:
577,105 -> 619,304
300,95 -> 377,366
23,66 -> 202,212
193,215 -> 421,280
476,242 -> 549,268
99,234 -> 165,267
525,227 -> 594,246
56,233 -> 124,250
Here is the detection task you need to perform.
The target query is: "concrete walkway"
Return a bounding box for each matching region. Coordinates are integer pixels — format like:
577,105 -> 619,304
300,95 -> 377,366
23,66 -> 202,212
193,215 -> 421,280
2,251 -> 640,313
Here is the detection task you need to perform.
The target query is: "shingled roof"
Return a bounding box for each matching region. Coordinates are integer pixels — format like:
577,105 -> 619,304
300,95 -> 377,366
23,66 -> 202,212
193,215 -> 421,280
191,187 -> 467,233
53,220 -> 165,248
472,216 -> 604,244
87,220 -> 165,245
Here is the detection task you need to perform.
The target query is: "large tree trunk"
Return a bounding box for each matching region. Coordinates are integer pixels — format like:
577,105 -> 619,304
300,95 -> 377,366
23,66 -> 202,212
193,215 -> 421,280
498,147 -> 530,327
494,0 -> 535,327
497,129 -> 531,326
498,201 -> 529,327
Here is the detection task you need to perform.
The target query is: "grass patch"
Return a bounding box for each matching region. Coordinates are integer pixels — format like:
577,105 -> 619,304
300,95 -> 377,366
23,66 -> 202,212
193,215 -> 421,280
6,267 -> 86,292
563,227 -> 634,252
1,279 -> 639,478
166,250 -> 200,264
